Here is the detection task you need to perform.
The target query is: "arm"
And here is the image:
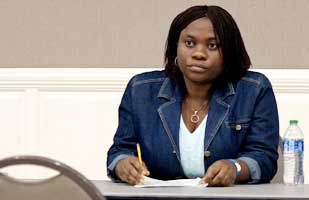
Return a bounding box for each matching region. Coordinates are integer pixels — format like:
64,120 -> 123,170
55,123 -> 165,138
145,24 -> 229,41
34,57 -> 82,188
237,77 -> 279,183
106,78 -> 149,183
201,76 -> 279,186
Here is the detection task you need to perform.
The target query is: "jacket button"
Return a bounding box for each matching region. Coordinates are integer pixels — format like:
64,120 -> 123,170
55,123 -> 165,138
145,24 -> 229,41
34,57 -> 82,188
204,151 -> 211,157
235,124 -> 242,131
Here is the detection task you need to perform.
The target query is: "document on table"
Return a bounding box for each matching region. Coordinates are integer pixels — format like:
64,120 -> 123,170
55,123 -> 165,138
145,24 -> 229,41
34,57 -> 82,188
134,176 -> 208,188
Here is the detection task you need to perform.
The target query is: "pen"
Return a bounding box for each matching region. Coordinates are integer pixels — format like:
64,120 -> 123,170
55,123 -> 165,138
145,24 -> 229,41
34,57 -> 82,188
136,143 -> 142,165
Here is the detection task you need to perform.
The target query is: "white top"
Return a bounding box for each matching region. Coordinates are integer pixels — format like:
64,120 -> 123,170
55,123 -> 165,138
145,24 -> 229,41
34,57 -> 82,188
179,115 -> 207,178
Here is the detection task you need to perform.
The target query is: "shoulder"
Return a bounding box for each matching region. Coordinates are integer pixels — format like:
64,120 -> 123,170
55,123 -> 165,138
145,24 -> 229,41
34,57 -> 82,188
129,70 -> 167,87
239,70 -> 272,88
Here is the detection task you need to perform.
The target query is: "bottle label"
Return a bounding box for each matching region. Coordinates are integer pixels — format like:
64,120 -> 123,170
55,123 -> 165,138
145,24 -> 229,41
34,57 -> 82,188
283,139 -> 304,152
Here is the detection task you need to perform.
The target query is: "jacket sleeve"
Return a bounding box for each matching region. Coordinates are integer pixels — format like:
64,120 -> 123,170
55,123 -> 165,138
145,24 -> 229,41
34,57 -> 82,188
238,75 -> 279,183
106,77 -> 138,180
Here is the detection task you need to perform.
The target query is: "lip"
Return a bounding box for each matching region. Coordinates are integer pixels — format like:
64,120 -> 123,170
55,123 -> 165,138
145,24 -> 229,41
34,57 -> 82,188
187,64 -> 209,72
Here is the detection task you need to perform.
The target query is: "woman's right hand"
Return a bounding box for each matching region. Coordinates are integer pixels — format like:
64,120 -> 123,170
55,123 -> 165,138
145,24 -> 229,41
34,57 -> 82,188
115,156 -> 150,185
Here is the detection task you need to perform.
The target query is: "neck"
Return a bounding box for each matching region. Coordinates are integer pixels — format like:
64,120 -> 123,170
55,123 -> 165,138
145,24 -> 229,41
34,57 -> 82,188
184,81 -> 212,102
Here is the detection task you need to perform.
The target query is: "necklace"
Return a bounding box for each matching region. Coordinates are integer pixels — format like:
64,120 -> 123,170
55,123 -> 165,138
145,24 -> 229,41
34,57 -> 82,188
185,99 -> 208,124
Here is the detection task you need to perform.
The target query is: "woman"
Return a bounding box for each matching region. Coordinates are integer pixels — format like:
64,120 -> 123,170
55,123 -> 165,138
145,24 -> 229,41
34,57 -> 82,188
107,5 -> 279,186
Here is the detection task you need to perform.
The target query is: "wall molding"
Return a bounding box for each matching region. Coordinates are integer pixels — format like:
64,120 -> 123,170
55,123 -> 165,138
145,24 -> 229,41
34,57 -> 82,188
0,68 -> 308,180
0,68 -> 308,93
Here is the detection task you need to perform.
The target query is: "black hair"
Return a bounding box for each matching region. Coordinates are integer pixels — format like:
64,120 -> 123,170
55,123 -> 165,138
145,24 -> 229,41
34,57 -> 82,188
164,5 -> 251,87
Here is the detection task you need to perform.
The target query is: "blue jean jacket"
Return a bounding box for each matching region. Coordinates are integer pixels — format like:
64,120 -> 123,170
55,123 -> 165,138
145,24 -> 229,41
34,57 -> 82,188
107,70 -> 279,183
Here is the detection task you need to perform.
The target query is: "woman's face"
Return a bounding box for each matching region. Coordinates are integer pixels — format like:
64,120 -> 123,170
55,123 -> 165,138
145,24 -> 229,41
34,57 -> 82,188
177,17 -> 224,86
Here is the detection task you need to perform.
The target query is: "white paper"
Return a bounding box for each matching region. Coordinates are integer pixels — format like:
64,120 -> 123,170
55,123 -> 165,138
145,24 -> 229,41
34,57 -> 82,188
134,176 -> 208,188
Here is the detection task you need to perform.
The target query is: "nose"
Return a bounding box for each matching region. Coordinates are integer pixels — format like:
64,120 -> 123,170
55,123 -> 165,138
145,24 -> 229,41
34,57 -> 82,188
192,46 -> 207,60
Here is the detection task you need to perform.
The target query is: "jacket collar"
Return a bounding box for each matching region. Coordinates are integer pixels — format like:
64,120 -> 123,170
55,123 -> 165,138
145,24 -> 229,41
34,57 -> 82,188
157,77 -> 235,103
157,78 -> 182,101
157,78 -> 183,161
204,82 -> 235,149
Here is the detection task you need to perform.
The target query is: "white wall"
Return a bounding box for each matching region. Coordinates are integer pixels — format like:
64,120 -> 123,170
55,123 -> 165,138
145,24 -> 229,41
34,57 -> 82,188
0,68 -> 308,182
0,0 -> 308,68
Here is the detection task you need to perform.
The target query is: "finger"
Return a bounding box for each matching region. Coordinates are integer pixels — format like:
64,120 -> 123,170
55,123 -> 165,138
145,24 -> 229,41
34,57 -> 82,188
115,157 -> 142,184
126,172 -> 143,185
129,156 -> 150,176
221,175 -> 235,186
127,164 -> 144,182
118,166 -> 133,184
222,168 -> 237,186
126,174 -> 137,185
211,170 -> 226,186
211,163 -> 236,186
218,161 -> 237,186
142,162 -> 150,176
119,171 -> 133,184
128,157 -> 146,179
121,166 -> 141,185
129,157 -> 144,173
201,166 -> 220,185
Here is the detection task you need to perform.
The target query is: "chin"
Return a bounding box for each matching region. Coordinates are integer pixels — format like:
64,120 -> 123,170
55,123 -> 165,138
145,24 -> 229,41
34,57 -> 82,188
188,77 -> 212,85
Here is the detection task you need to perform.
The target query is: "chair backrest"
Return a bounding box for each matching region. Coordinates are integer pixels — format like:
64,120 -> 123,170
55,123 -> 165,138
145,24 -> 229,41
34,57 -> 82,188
271,136 -> 283,183
0,155 -> 105,200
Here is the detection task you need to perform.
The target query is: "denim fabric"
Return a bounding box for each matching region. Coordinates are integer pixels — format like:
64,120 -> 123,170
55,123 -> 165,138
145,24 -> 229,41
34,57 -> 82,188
107,70 -> 279,183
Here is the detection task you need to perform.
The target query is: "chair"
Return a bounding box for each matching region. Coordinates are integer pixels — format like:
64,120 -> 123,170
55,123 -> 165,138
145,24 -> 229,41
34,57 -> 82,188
271,136 -> 283,183
0,155 -> 105,200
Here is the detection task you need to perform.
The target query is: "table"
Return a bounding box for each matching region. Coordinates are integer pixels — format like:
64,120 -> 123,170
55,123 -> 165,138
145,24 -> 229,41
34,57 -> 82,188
93,180 -> 309,200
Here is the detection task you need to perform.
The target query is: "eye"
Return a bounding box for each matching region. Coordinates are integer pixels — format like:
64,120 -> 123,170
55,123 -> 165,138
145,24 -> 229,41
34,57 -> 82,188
207,42 -> 218,50
184,40 -> 195,48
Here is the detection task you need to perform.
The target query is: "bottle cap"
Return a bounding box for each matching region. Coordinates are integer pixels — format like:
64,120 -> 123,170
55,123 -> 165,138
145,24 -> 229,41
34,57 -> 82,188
289,120 -> 298,124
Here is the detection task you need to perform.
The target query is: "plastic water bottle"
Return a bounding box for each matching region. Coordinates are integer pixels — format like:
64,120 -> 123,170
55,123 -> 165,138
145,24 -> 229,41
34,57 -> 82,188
283,120 -> 304,185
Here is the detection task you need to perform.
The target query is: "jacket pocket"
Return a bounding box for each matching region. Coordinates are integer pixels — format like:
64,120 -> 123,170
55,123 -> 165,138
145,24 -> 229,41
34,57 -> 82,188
225,118 -> 251,134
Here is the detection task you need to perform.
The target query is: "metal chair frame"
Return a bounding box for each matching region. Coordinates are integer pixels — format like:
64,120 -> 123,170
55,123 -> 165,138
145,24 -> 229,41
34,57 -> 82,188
0,155 -> 104,200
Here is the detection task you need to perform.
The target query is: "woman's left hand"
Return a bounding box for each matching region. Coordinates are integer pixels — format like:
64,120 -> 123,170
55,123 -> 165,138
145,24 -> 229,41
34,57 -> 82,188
200,159 -> 237,186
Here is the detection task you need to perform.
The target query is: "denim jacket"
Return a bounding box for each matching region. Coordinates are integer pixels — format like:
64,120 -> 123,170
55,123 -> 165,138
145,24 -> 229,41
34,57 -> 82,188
107,70 -> 279,183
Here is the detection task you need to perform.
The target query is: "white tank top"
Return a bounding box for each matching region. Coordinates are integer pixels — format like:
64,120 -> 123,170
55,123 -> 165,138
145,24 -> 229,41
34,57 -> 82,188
179,115 -> 207,178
